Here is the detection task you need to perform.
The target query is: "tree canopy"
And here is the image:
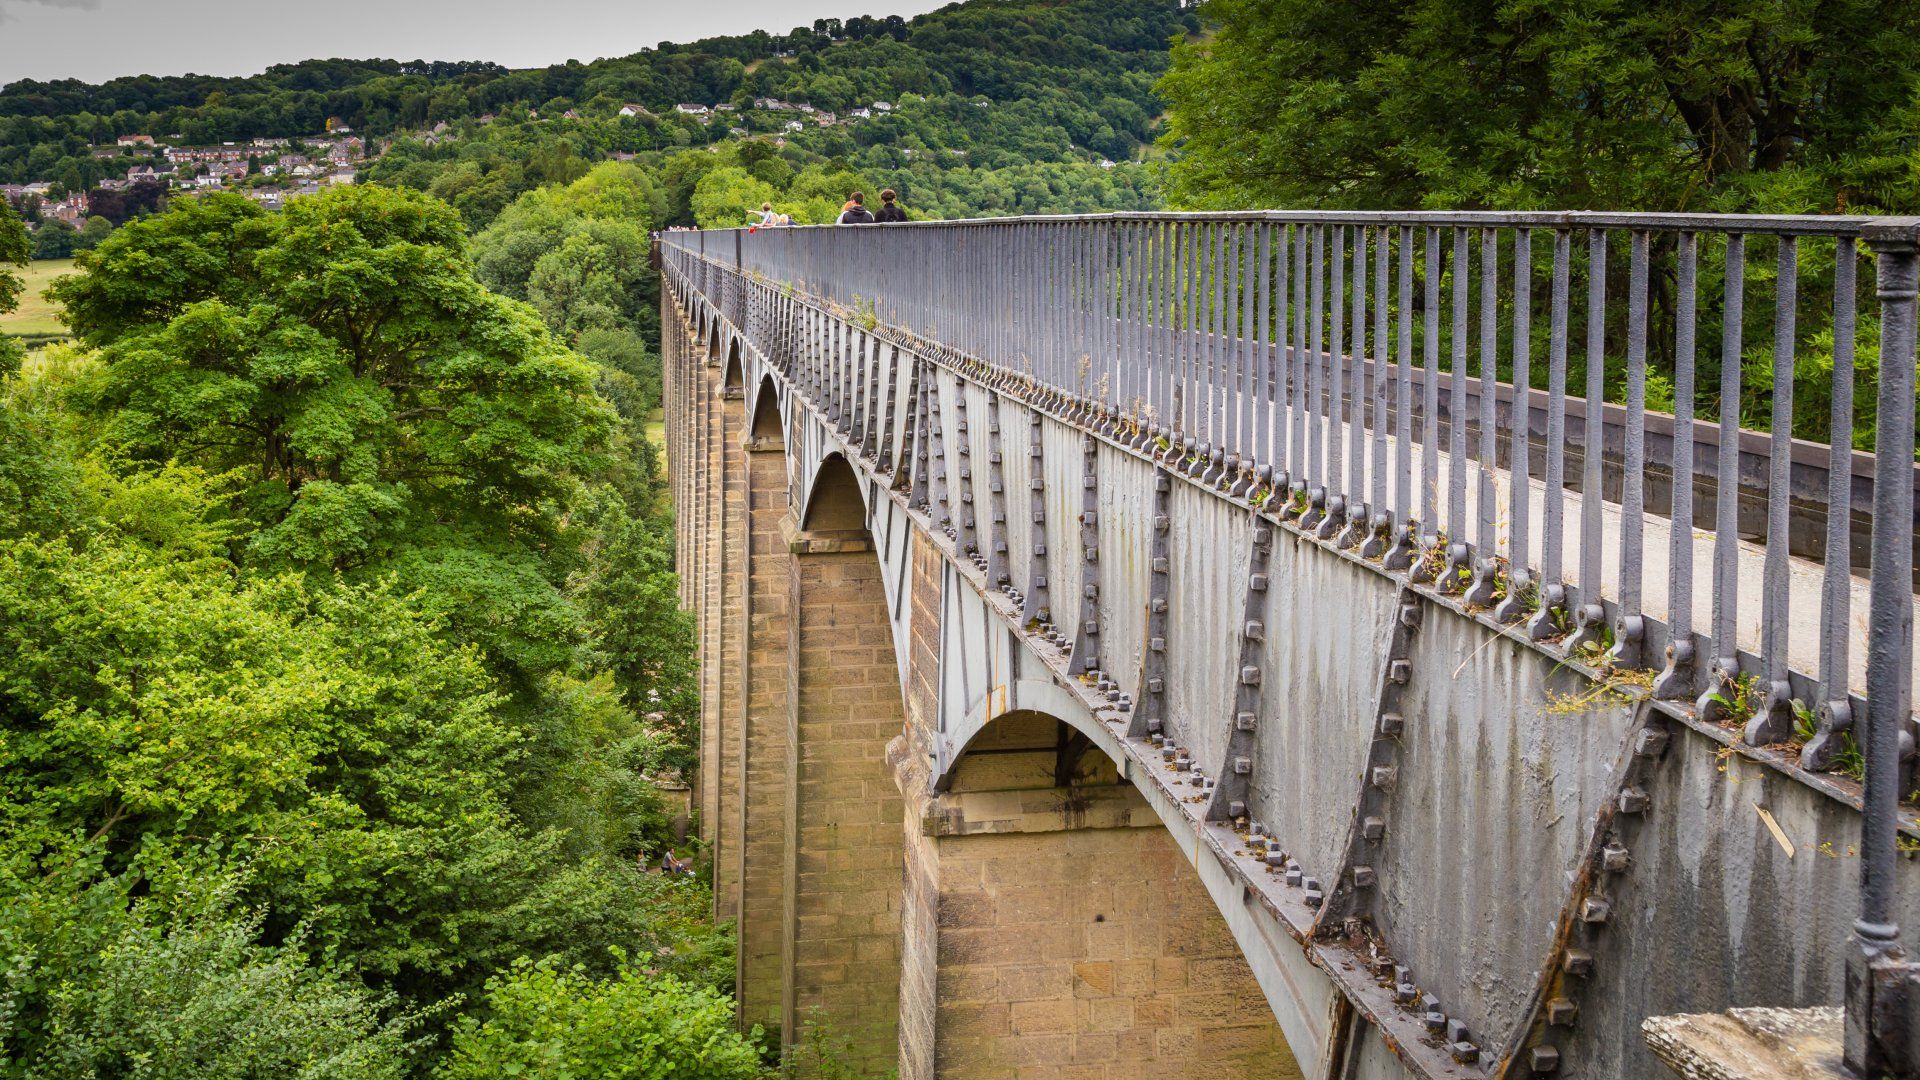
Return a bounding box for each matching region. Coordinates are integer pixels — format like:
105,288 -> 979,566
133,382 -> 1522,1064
1,183 -> 714,1073
1158,0 -> 1920,213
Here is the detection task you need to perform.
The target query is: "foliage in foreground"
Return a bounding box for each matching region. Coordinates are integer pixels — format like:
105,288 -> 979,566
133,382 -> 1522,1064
440,959 -> 765,1080
0,183 -> 713,1073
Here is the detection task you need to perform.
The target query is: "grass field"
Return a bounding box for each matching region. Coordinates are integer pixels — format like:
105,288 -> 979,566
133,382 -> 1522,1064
2,259 -> 76,338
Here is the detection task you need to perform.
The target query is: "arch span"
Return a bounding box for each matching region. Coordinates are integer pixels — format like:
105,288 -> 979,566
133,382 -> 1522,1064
748,374 -> 783,445
723,338 -> 744,391
897,705 -> 1303,1079
800,451 -> 868,536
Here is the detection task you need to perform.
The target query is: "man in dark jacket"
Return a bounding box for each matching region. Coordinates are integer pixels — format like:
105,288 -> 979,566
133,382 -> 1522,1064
838,191 -> 874,224
875,188 -> 908,222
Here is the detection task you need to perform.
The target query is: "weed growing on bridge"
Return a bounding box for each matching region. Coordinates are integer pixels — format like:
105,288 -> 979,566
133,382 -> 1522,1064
1793,703 -> 1866,782
1703,671 -> 1762,722
1544,640 -> 1655,715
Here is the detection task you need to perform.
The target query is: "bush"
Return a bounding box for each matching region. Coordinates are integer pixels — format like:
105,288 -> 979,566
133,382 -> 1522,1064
439,958 -> 766,1079
0,855 -> 420,1078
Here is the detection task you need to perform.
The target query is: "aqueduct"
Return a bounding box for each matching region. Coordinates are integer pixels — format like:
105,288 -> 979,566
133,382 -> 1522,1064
658,213 -> 1920,1078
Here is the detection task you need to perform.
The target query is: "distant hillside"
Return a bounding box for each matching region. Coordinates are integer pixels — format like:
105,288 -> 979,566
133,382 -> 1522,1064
0,0 -> 1197,190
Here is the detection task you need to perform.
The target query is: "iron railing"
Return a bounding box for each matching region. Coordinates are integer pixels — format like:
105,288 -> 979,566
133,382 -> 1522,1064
659,210 -> 1920,1073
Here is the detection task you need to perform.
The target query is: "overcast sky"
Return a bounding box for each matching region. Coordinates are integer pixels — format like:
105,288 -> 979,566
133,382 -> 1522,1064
0,0 -> 952,85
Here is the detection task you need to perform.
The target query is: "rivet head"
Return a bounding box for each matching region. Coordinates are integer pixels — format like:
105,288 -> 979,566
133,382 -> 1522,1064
1378,712 -> 1404,736
1546,997 -> 1578,1026
1362,816 -> 1385,841
1233,756 -> 1252,775
1579,897 -> 1612,924
1618,787 -> 1650,814
1371,765 -> 1397,792
1530,1045 -> 1561,1072
1601,843 -> 1631,873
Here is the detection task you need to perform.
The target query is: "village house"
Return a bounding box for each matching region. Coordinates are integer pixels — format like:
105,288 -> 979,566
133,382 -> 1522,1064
783,119 -> 805,133
116,134 -> 155,147
850,107 -> 871,119
754,97 -> 794,111
618,103 -> 653,118
814,112 -> 837,126
45,194 -> 90,225
872,101 -> 894,112
563,109 -> 580,120
675,103 -> 710,117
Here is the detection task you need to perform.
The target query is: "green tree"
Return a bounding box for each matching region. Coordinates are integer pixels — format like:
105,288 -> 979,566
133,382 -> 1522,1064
29,218 -> 77,260
439,959 -> 766,1080
74,213 -> 114,251
52,188 -> 612,681
0,201 -> 27,378
2,856 -> 420,1079
1158,0 -> 1920,212
689,165 -> 778,229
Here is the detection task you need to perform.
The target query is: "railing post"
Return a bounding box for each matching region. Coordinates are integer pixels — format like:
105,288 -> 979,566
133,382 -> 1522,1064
1848,223 -> 1920,1077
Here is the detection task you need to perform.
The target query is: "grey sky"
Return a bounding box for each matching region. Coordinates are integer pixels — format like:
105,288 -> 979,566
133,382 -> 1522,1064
0,0 -> 950,85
